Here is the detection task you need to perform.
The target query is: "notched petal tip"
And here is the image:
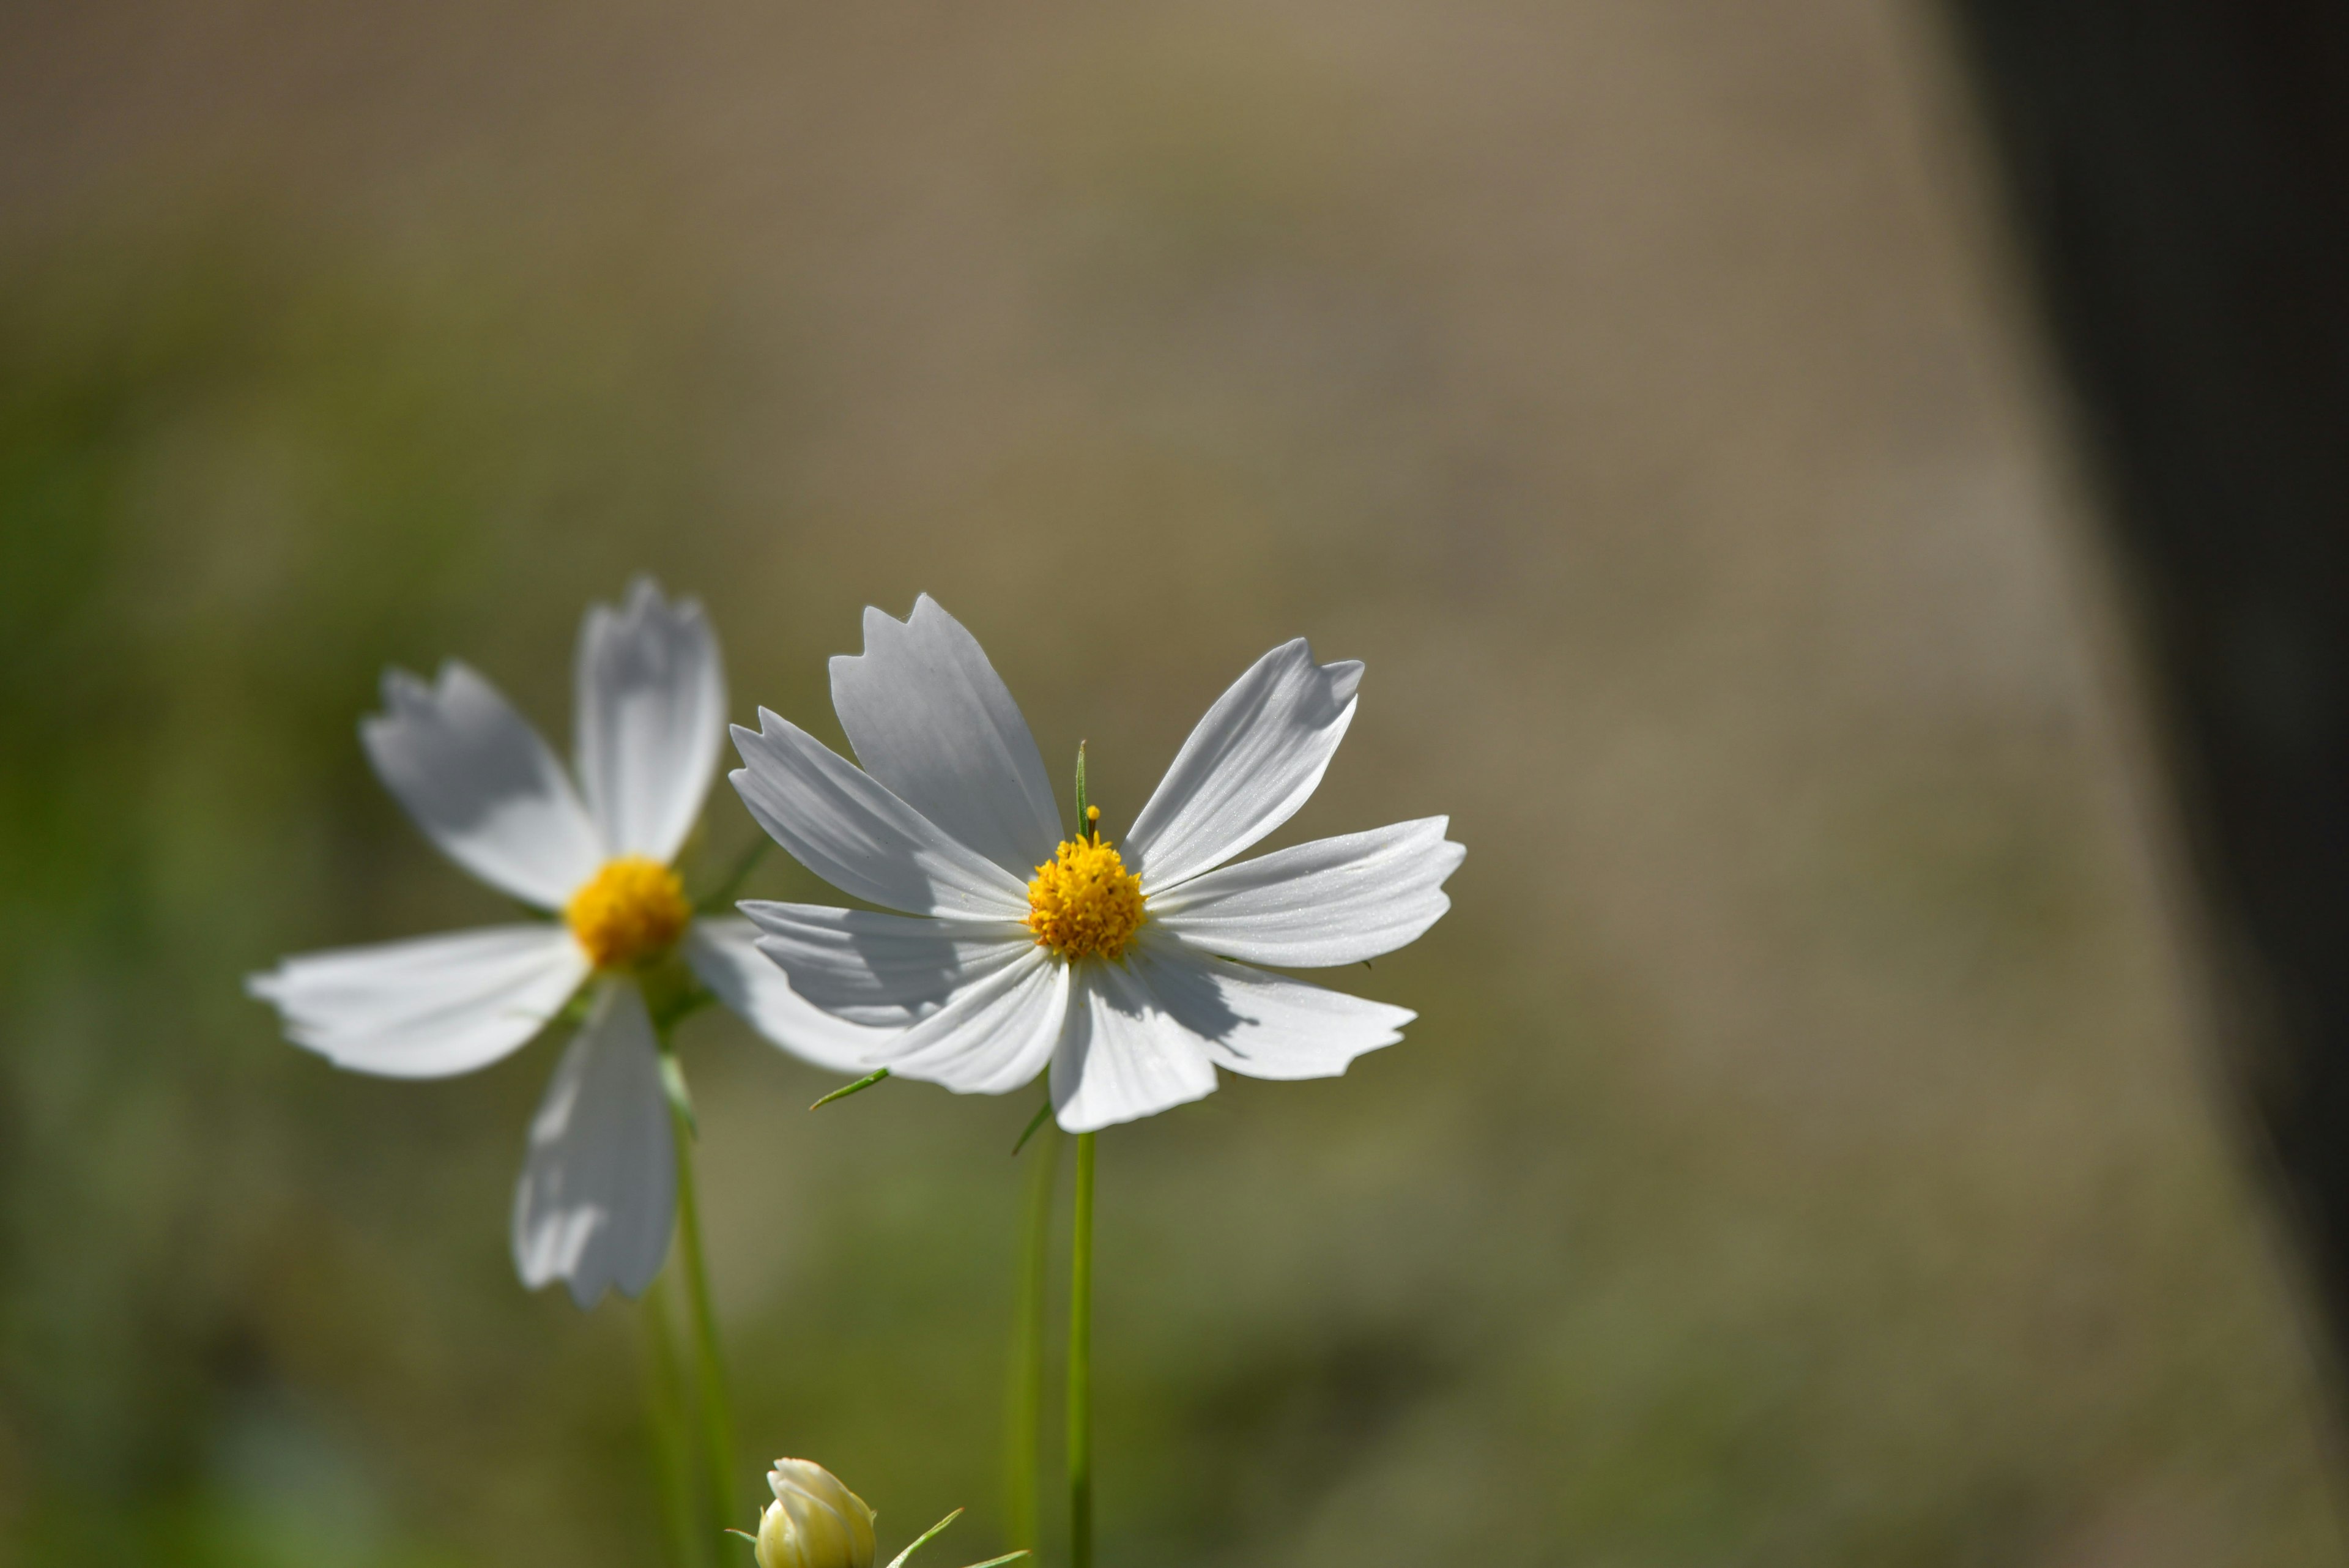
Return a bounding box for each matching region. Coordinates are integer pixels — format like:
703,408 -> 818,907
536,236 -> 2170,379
624,573 -> 686,612
253,926 -> 590,1079
575,575 -> 727,863
827,594 -> 1062,877
1313,652 -> 1366,708
358,656 -> 603,906
373,661 -> 431,709
1124,640 -> 1371,890
511,984 -> 675,1306
724,708 -> 1030,920
1145,814 -> 1463,968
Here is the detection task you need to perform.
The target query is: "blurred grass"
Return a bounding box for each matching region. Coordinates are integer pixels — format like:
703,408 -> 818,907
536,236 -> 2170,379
2,1 -> 2345,1565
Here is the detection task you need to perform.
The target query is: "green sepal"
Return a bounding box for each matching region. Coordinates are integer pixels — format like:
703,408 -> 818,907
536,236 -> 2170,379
638,949 -> 714,1033
649,986 -> 715,1035
1072,741 -> 1088,836
554,987 -> 597,1029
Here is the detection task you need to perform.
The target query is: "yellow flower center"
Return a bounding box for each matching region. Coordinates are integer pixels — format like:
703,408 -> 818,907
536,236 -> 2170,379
1025,831 -> 1146,962
565,855 -> 692,970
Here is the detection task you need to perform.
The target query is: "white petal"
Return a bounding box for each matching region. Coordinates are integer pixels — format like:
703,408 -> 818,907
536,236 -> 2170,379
1049,960 -> 1221,1132
683,917 -> 896,1075
575,578 -> 727,864
829,596 -> 1064,877
729,711 -> 1029,919
738,901 -> 1033,1025
1123,639 -> 1363,891
247,924 -> 589,1078
512,981 -> 676,1308
874,946 -> 1070,1095
1147,817 -> 1464,967
1128,934 -> 1413,1080
363,662 -> 604,906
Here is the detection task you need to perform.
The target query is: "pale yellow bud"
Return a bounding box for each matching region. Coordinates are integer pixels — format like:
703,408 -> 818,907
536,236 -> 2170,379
754,1458 -> 878,1568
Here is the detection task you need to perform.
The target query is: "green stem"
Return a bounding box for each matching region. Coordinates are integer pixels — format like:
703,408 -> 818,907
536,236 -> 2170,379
1067,1132 -> 1096,1568
665,1043 -> 743,1556
1006,1118 -> 1061,1553
697,834 -> 772,912
642,1281 -> 713,1568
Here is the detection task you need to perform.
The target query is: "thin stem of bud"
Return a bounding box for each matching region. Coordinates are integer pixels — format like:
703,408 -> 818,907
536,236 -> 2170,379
696,834 -> 772,912
661,1031 -> 743,1559
642,1281 -> 713,1568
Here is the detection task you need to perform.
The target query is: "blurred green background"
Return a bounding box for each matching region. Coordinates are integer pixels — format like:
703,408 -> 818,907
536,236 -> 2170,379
2,1 -> 2343,1564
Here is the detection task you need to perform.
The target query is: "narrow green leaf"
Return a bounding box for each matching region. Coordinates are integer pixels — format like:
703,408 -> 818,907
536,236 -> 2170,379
1011,1099 -> 1054,1157
882,1507 -> 964,1568
809,1067 -> 892,1111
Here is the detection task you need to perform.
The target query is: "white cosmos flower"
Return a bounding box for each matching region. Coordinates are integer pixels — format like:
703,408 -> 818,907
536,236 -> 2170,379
729,596 -> 1464,1134
247,579 -> 885,1306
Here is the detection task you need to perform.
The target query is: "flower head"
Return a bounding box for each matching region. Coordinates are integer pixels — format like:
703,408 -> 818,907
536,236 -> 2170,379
567,855 -> 694,969
730,596 -> 1463,1132
1023,830 -> 1146,960
738,1458 -> 1027,1568
756,1458 -> 878,1568
246,580 -> 889,1305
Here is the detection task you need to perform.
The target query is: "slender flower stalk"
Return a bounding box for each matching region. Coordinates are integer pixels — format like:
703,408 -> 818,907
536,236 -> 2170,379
1067,1131 -> 1096,1568
643,1284 -> 713,1568
662,1021 -> 743,1555
1004,1117 -> 1059,1553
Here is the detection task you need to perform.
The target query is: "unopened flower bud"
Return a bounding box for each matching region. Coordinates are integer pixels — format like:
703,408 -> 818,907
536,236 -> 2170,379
754,1458 -> 878,1568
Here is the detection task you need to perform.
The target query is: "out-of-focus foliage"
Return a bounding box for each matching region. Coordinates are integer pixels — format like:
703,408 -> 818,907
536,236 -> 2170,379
0,2 -> 2340,1565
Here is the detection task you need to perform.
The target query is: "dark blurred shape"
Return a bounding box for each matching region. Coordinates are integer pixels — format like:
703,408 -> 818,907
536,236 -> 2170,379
1946,0 -> 2349,1379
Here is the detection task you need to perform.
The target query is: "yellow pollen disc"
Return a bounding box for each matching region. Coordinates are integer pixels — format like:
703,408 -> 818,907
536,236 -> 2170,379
565,855 -> 692,970
1026,835 -> 1146,962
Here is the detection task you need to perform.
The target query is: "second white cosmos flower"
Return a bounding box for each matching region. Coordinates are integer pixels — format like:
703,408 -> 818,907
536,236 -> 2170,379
247,580 -> 881,1306
730,596 -> 1464,1132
